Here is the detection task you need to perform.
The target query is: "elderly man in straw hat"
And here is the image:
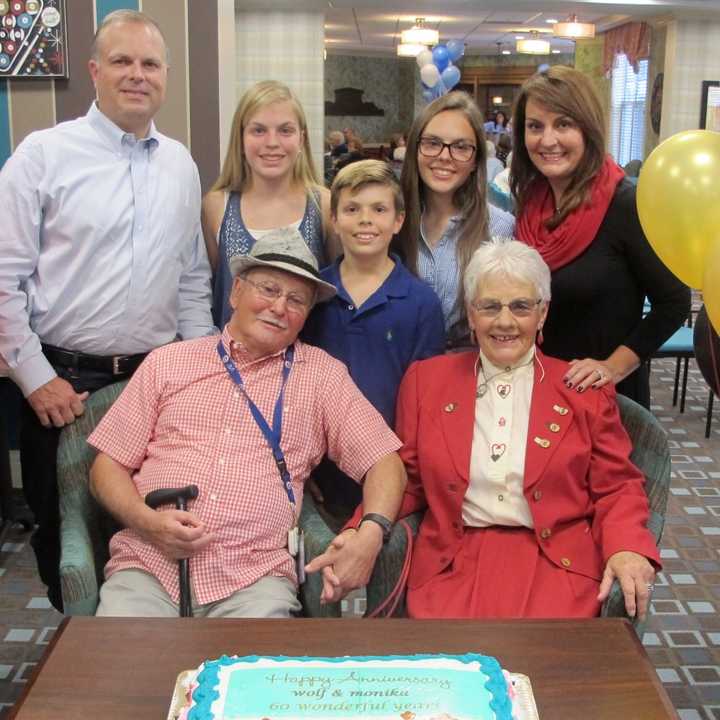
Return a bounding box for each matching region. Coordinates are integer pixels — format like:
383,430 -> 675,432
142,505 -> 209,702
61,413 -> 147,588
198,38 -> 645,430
88,228 -> 406,617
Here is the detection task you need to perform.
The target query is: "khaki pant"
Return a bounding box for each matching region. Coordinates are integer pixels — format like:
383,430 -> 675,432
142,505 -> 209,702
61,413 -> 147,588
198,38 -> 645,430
96,568 -> 301,618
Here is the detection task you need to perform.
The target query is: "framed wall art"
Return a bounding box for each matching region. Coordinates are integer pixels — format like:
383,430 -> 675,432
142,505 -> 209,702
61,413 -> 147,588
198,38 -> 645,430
0,0 -> 68,79
700,80 -> 720,131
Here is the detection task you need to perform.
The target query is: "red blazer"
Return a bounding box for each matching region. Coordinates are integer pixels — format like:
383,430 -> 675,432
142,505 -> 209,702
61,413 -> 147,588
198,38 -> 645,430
395,350 -> 661,591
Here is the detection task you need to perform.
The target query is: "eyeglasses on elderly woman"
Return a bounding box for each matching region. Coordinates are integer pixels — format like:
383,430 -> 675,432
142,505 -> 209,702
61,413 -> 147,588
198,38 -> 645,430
470,298 -> 542,317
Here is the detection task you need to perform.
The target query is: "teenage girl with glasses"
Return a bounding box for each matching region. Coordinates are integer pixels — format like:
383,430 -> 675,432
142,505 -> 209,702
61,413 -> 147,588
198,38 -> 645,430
397,92 -> 515,347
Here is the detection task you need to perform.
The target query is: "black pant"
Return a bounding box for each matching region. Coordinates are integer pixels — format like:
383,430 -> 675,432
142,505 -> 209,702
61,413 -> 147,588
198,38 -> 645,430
20,366 -> 125,612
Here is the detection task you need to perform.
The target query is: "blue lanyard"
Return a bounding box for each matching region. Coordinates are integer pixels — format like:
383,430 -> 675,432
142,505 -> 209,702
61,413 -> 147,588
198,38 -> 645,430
216,340 -> 295,507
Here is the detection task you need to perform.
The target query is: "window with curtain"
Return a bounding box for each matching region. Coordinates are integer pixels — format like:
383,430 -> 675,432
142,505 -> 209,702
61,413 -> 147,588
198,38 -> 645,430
609,53 -> 648,167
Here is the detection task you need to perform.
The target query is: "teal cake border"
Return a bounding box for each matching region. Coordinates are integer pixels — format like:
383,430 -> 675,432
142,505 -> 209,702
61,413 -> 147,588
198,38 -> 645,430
187,653 -> 513,720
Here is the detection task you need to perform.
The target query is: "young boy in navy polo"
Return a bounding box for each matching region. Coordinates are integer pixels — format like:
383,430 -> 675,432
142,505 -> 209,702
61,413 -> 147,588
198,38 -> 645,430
303,160 -> 445,522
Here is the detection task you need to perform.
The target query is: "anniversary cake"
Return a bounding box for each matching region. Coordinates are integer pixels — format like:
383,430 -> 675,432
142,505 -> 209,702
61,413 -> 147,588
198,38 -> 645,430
179,653 -> 516,720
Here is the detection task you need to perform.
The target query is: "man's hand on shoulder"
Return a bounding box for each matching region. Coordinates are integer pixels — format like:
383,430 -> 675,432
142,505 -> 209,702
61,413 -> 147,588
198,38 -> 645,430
305,523 -> 383,604
137,507 -> 215,561
27,376 -> 89,428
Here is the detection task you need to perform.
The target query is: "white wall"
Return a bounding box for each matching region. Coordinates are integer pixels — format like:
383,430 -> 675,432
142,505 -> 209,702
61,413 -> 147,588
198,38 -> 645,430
661,18 -> 720,140
235,11 -> 325,175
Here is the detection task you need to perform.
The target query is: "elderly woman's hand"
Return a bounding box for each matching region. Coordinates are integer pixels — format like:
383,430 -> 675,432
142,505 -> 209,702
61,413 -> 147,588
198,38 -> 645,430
598,550 -> 656,622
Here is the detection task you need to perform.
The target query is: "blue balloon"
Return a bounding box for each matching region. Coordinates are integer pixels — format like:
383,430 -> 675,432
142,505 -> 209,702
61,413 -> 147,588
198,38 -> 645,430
538,63 -> 550,73
446,39 -> 465,62
432,44 -> 450,73
422,89 -> 435,103
441,64 -> 461,90
434,77 -> 448,98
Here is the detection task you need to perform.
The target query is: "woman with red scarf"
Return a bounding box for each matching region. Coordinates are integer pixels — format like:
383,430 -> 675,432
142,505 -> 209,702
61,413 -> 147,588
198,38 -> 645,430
511,66 -> 689,407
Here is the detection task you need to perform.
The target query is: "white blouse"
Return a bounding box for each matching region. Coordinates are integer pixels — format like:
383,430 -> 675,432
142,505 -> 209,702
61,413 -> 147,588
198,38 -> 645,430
462,348 -> 537,528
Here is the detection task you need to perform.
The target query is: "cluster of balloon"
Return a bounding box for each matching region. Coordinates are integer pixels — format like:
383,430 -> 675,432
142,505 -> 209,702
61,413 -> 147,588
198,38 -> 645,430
636,130 -> 720,334
418,39 -> 465,103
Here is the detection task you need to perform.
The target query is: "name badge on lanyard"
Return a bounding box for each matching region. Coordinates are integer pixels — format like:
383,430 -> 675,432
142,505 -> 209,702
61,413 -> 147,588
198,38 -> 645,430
216,341 -> 306,583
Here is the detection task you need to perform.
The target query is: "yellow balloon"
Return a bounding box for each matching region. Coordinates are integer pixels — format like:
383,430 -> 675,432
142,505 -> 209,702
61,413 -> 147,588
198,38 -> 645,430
637,130 -> 720,289
704,239 -> 720,334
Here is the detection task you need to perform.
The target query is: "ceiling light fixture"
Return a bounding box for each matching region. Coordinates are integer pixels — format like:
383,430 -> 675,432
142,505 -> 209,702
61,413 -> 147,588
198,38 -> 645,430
396,42 -> 425,57
517,31 -> 550,55
401,18 -> 439,47
492,96 -> 503,105
553,15 -> 596,39
502,50 -> 511,55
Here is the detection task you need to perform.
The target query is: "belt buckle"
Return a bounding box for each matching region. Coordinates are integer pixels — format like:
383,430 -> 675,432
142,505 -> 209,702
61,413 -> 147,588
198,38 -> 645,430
112,356 -> 122,376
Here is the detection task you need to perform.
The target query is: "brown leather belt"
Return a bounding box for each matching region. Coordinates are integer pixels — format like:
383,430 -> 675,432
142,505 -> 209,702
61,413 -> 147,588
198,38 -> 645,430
42,344 -> 148,377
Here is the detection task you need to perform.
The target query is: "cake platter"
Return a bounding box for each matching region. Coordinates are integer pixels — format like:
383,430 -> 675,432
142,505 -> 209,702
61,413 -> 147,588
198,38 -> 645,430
166,670 -> 540,720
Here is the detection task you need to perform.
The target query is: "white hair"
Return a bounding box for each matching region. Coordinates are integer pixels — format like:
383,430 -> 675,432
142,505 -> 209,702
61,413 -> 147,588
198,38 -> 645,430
463,237 -> 551,304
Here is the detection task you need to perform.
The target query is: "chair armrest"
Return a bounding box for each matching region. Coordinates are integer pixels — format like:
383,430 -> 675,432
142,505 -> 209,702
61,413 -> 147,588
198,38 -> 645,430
299,493 -> 342,617
59,514 -> 100,616
600,578 -> 645,636
365,512 -> 423,617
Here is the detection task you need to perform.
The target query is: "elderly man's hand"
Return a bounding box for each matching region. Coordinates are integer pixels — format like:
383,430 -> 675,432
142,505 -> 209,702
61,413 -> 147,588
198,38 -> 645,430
138,507 -> 215,561
305,524 -> 383,604
598,550 -> 656,622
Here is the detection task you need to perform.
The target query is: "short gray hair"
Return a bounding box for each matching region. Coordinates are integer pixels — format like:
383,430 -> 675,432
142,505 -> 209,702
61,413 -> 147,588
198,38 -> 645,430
463,237 -> 551,304
91,10 -> 169,64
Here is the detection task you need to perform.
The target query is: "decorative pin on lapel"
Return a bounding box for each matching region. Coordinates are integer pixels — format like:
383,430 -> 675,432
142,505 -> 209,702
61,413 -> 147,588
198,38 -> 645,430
552,404 -> 569,415
499,417 -> 506,427
547,422 -> 560,433
497,384 -> 511,399
534,436 -> 551,448
444,403 -> 456,413
490,443 -> 506,461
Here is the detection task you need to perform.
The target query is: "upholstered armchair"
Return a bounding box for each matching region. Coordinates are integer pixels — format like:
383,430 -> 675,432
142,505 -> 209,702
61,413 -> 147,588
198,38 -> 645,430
302,393 -> 671,631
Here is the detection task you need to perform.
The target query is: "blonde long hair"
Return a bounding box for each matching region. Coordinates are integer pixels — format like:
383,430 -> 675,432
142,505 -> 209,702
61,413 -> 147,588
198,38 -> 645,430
212,80 -> 320,193
397,91 -> 489,332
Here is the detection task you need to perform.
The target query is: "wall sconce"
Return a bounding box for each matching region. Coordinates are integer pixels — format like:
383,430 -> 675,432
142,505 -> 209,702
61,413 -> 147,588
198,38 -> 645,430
492,96 -> 503,105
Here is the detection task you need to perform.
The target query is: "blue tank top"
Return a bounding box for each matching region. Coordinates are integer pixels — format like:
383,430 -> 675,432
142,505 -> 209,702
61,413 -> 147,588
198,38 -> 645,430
212,190 -> 326,327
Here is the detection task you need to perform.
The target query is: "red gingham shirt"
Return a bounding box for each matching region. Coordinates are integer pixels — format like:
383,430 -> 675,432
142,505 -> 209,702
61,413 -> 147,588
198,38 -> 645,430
88,327 -> 401,605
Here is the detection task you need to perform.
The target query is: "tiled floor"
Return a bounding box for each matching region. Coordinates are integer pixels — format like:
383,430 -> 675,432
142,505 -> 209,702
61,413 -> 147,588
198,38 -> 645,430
0,357 -> 718,718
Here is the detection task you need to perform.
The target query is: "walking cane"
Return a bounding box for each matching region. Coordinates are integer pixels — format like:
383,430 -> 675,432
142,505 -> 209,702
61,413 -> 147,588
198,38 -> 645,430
144,485 -> 199,617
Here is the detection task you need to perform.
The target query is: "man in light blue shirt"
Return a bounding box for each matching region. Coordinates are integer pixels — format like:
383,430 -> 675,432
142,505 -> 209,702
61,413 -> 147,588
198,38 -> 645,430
0,10 -> 213,610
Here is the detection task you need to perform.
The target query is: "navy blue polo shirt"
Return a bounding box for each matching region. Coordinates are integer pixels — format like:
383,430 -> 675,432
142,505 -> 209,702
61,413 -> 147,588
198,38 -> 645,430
302,253 -> 446,428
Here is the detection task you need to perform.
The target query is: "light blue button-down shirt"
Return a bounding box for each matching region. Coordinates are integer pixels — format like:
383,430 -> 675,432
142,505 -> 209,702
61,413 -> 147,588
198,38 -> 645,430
418,204 -> 516,331
0,103 -> 213,396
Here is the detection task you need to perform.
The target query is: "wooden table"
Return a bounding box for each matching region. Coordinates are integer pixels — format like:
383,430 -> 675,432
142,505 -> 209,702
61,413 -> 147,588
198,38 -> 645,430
11,616 -> 677,719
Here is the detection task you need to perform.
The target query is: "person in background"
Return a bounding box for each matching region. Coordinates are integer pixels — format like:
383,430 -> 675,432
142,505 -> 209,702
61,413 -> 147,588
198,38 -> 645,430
335,136 -> 366,172
486,140 -> 504,185
389,132 -> 407,160
511,66 -> 690,407
369,239 -> 660,620
303,160 -> 445,522
328,130 -> 348,158
397,92 -> 515,347
496,133 -> 512,168
202,80 -> 337,328
0,10 -> 213,610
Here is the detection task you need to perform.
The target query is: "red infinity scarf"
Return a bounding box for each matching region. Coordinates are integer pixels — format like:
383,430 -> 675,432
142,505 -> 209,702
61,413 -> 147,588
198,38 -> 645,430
516,156 -> 625,271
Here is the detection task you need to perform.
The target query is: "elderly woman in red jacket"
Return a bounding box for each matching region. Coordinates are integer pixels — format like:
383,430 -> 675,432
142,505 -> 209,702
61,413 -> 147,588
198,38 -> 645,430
395,238 -> 659,620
